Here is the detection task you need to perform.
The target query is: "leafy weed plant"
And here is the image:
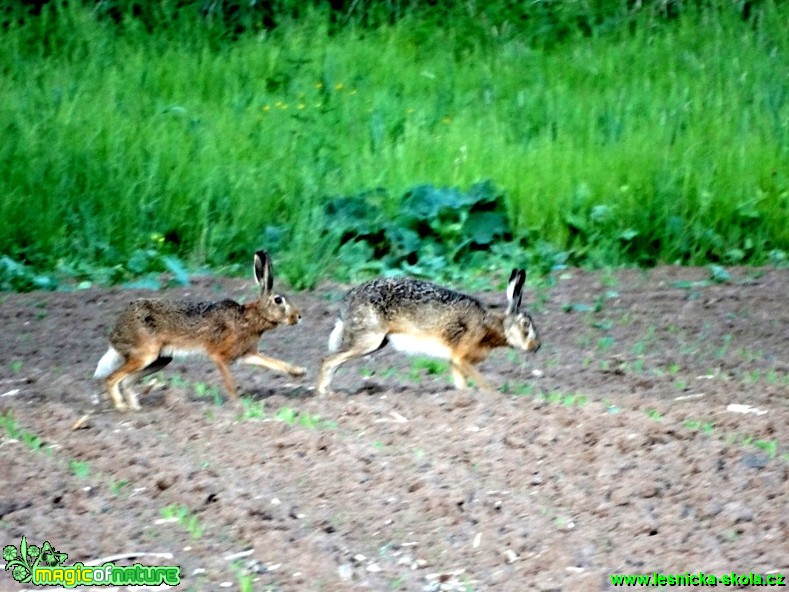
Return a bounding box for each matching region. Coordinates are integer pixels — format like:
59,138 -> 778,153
194,382 -> 224,406
0,412 -> 51,454
109,479 -> 129,496
499,382 -> 535,397
68,460 -> 91,479
237,397 -> 266,421
684,419 -> 715,435
543,391 -> 589,406
160,504 -> 204,540
275,407 -> 337,430
746,437 -> 778,458
408,357 -> 450,382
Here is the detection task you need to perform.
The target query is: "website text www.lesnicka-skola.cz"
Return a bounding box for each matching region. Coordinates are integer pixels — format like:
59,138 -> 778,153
610,571 -> 786,587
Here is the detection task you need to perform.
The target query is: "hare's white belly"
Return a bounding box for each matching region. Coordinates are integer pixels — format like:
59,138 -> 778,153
160,346 -> 207,359
388,333 -> 452,359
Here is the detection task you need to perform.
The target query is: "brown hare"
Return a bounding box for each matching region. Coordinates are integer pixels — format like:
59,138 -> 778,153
94,250 -> 306,411
317,269 -> 540,396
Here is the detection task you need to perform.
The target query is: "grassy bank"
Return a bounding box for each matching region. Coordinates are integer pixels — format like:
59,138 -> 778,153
0,3 -> 786,290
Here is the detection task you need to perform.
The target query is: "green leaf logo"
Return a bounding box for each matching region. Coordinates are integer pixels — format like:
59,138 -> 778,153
3,537 -> 68,583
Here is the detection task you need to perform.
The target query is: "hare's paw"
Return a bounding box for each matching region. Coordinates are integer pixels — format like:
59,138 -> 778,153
112,399 -> 129,412
316,384 -> 340,398
121,387 -> 143,411
289,365 -> 307,377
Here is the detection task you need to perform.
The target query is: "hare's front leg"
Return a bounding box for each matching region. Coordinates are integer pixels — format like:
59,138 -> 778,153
209,355 -> 239,401
242,353 -> 306,377
450,357 -> 494,393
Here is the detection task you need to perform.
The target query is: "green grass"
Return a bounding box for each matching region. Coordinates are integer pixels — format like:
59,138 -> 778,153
716,335 -> 735,358
0,412 -> 51,454
0,4 -> 787,288
160,504 -> 204,540
624,358 -> 645,373
499,383 -> 589,407
359,366 -> 376,378
68,459 -> 91,479
236,573 -> 255,592
684,418 -> 715,435
597,336 -> 616,351
541,390 -> 589,406
109,479 -> 129,496
744,437 -> 779,458
275,407 -> 337,430
193,381 -> 224,406
408,357 -> 449,382
499,382 -> 535,397
237,397 -> 266,421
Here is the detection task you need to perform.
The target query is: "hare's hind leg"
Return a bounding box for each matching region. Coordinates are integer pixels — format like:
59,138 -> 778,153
105,352 -> 160,411
242,353 -> 306,377
121,356 -> 173,410
317,332 -> 387,396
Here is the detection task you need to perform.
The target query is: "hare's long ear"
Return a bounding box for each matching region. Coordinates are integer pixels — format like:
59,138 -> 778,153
506,269 -> 526,314
254,251 -> 274,294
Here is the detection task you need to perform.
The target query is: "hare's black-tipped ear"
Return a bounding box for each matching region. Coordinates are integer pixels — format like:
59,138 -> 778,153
506,268 -> 526,313
254,251 -> 274,293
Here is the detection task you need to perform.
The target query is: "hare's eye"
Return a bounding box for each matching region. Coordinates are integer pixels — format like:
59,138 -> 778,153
274,296 -> 284,305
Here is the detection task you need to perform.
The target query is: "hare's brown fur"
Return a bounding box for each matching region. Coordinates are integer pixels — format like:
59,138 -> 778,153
95,251 -> 305,411
317,271 -> 539,395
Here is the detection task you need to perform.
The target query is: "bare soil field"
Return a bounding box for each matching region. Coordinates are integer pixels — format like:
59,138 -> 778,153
0,266 -> 787,591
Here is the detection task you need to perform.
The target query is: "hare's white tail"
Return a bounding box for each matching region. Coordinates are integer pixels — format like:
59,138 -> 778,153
94,347 -> 124,379
327,320 -> 345,353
